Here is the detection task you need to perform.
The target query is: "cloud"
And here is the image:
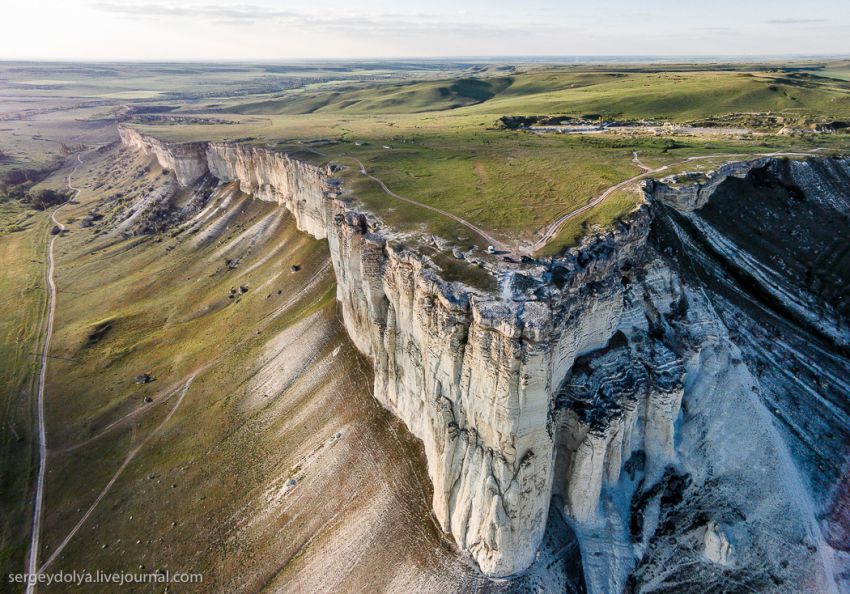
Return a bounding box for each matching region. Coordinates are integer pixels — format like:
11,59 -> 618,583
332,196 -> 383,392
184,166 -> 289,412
92,3 -> 299,21
764,18 -> 827,25
90,2 -> 560,36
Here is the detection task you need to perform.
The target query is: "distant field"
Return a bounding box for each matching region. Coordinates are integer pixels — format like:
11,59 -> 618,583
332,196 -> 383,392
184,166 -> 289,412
227,69 -> 850,122
2,60 -> 850,254
820,59 -> 850,81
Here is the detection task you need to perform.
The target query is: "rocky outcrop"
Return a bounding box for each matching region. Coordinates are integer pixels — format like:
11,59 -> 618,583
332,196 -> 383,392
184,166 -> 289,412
553,332 -> 684,523
119,126 -> 849,592
657,156 -> 850,347
647,158 -> 776,211
702,521 -> 734,565
206,143 -> 332,239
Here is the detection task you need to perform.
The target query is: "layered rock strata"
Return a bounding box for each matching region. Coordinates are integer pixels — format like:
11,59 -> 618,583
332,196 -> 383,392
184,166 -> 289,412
119,126 -> 849,591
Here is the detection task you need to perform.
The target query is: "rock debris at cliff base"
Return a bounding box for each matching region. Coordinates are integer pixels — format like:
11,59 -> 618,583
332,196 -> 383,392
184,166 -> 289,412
121,127 -> 850,592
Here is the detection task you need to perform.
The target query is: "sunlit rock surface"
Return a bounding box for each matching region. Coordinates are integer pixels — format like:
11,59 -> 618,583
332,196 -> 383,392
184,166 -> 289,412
121,125 -> 850,591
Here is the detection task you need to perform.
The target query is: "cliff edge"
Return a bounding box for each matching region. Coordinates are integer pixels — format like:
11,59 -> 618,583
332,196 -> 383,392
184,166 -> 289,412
118,125 -> 850,592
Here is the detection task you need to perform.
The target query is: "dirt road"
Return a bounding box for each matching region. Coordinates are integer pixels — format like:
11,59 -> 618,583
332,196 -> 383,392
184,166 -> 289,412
316,146 -> 829,258
25,154 -> 82,594
527,149 -> 826,255
352,157 -> 510,252
37,378 -> 194,573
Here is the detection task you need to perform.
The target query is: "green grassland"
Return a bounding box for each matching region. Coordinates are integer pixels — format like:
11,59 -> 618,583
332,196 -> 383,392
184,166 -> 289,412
0,201 -> 50,582
226,69 -> 850,122
229,77 -> 514,115
3,60 -> 850,259
2,146 -> 484,592
118,62 -> 850,254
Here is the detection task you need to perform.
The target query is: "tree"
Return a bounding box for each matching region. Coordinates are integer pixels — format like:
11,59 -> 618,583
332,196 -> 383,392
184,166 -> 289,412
26,188 -> 68,210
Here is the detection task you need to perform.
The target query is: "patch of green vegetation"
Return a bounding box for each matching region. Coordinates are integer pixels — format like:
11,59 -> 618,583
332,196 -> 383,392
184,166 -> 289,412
324,131 -> 642,243
469,70 -> 850,122
345,170 -> 489,248
0,199 -> 37,236
0,200 -> 50,581
230,77 -> 513,115
537,188 -> 645,257
425,248 -> 497,292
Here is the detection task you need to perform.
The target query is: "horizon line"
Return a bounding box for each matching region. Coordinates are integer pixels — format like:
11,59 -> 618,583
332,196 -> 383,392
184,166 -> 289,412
1,53 -> 849,65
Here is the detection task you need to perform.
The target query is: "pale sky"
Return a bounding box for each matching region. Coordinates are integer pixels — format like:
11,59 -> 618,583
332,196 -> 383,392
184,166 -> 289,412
3,0 -> 849,61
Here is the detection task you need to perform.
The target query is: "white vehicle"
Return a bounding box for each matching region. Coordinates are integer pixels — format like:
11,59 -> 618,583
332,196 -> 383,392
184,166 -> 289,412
487,245 -> 496,254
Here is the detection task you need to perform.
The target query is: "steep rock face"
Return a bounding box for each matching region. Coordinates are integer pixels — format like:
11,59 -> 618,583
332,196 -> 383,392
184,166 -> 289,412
120,126 -> 849,591
322,203 -> 652,576
120,125 -> 644,576
648,158 -> 776,211
626,159 -> 850,594
206,143 -> 332,239
118,126 -> 208,186
553,331 -> 684,524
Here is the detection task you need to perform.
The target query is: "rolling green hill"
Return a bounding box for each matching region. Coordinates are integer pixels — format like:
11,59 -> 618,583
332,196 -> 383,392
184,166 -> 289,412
466,70 -> 850,121
229,68 -> 850,122
231,77 -> 514,115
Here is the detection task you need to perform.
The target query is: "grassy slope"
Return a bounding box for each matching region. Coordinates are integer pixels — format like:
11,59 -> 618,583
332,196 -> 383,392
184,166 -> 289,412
214,68 -> 850,121
463,70 -> 850,121
0,200 -> 50,584
18,146 -> 498,592
231,77 -> 514,115
134,64 -> 850,254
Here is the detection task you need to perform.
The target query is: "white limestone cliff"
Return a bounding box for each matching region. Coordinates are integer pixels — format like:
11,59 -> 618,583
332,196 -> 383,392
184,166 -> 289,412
647,158 -> 774,211
118,126 -> 848,592
119,125 -> 654,576
702,521 -> 734,565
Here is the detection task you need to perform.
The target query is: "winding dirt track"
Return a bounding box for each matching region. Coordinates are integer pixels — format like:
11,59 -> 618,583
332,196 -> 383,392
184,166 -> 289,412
339,150 -> 660,256
350,157 -> 510,252
527,157 -> 666,254
345,149 -> 824,257
632,150 -> 652,173
527,149 -> 827,255
25,155 -> 82,594
37,378 -> 195,573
